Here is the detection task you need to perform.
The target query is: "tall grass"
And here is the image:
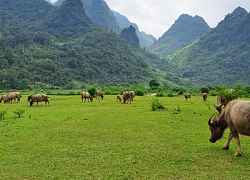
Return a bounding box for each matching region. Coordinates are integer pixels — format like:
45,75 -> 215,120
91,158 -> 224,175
0,95 -> 250,179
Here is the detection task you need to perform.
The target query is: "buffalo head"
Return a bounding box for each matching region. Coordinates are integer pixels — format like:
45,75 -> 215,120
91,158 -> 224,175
208,114 -> 224,143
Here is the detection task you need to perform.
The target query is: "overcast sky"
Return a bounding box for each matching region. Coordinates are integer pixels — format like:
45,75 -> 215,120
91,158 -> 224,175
51,0 -> 250,39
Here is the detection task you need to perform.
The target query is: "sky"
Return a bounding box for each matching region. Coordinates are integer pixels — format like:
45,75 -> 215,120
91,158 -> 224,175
50,0 -> 250,39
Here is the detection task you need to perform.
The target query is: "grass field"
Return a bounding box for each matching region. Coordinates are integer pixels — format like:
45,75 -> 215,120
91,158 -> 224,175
1,94 -> 250,179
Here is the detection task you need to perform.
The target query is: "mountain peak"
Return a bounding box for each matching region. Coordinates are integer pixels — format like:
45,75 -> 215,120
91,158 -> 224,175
42,0 -> 92,39
149,14 -> 210,57
120,25 -> 140,49
232,6 -> 248,15
55,0 -> 121,33
215,6 -> 248,32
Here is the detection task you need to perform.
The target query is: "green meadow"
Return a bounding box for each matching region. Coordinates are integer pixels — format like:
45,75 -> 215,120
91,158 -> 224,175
1,94 -> 250,179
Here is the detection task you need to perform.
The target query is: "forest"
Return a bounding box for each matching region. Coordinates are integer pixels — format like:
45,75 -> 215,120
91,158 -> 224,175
1,1 -> 250,91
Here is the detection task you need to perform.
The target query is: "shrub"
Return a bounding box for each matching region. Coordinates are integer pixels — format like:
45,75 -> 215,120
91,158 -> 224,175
167,92 -> 174,97
88,86 -> 97,97
0,110 -> 7,120
13,109 -> 25,118
134,90 -> 144,96
156,92 -> 164,97
209,90 -> 218,96
151,99 -> 166,111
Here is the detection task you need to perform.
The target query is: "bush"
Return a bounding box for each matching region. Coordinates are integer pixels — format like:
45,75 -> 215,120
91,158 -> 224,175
0,110 -> 7,120
156,92 -> 164,97
167,92 -> 174,97
151,99 -> 166,111
13,109 -> 25,118
87,86 -> 97,97
134,90 -> 144,96
209,90 -> 218,96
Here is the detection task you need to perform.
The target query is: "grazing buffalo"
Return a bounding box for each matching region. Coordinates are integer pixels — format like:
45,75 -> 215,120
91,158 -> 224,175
0,94 -> 8,103
129,91 -> 135,101
184,93 -> 191,101
213,95 -> 229,114
202,93 -> 208,101
116,94 -> 122,102
29,94 -> 50,107
28,94 -> 35,102
123,91 -> 131,104
208,99 -> 250,156
7,92 -> 21,103
81,92 -> 93,103
0,92 -> 21,103
96,91 -> 104,99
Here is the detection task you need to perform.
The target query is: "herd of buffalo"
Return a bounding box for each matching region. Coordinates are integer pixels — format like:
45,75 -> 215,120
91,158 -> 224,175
0,91 -> 136,106
1,90 -> 250,156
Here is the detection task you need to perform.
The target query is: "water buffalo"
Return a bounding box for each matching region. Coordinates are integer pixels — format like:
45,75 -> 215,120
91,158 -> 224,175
130,91 -> 135,101
81,92 -> 93,103
116,94 -> 122,102
208,99 -> 250,156
29,94 -> 50,107
213,95 -> 229,114
0,92 -> 21,103
0,94 -> 8,103
122,91 -> 131,104
7,92 -> 21,103
184,93 -> 191,101
202,93 -> 208,101
96,91 -> 104,99
28,94 -> 35,102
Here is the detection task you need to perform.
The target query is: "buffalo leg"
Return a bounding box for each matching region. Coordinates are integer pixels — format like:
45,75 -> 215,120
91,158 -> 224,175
229,128 -> 243,156
234,134 -> 242,156
223,132 -> 233,150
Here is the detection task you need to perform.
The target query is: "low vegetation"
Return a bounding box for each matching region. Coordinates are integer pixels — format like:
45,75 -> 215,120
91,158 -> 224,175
1,94 -> 250,179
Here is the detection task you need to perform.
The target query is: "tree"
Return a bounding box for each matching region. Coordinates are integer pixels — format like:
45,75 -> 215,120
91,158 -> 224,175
149,79 -> 160,90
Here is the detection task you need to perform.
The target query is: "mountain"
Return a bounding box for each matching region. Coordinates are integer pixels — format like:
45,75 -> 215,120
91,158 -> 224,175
120,25 -> 140,49
54,0 -> 120,33
149,14 -> 210,57
41,0 -> 92,40
0,0 -> 173,90
112,11 -> 156,48
163,7 -> 250,86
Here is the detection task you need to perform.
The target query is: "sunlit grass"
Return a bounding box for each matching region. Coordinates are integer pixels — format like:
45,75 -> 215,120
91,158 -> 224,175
1,95 -> 250,179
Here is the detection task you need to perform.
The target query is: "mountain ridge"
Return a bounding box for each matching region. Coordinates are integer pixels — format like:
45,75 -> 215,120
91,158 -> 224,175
112,10 -> 156,48
163,6 -> 250,86
149,14 -> 210,57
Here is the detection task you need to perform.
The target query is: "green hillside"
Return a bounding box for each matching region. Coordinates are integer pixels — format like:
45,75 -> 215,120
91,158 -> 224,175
149,14 -> 210,57
164,7 -> 250,86
54,0 -> 120,33
0,0 -> 175,90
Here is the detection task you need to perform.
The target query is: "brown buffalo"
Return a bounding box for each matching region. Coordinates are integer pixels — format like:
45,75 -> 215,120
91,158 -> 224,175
116,94 -> 122,102
96,91 -> 104,99
129,91 -> 135,101
213,95 -> 229,114
28,94 -> 35,102
29,94 -> 50,107
208,99 -> 250,156
81,92 -> 93,103
7,92 -> 21,103
202,93 -> 208,101
184,93 -> 191,101
0,94 -> 8,103
0,92 -> 21,103
122,91 -> 131,104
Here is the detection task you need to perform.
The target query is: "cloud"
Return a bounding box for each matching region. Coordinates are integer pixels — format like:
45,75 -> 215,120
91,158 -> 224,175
105,0 -> 250,39
50,0 -> 250,39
